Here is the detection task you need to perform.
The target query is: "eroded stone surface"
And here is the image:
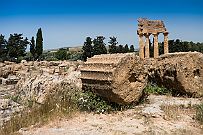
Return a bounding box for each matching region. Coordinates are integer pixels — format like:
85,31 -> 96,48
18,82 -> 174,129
81,52 -> 203,105
149,52 -> 203,96
80,53 -> 148,105
0,60 -> 82,127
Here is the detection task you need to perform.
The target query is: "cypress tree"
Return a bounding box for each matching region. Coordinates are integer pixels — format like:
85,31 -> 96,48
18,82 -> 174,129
30,36 -> 36,60
124,44 -> 129,53
36,28 -> 43,59
117,45 -> 124,53
129,45 -> 135,52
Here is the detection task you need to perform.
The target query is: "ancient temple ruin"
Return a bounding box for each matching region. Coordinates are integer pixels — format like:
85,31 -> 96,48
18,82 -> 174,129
137,18 -> 169,58
80,18 -> 203,105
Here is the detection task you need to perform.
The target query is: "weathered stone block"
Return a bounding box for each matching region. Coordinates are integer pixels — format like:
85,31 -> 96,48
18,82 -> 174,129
80,53 -> 148,105
81,52 -> 203,105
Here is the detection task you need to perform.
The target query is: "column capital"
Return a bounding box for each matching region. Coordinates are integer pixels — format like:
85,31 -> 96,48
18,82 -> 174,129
144,33 -> 150,38
163,32 -> 169,36
138,34 -> 144,38
152,33 -> 159,36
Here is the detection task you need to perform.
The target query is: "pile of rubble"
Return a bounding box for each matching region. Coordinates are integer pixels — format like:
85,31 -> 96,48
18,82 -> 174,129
0,60 -> 82,126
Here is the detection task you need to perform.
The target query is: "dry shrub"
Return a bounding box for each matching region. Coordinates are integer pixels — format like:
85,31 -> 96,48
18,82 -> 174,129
161,104 -> 196,121
161,105 -> 182,120
196,103 -> 203,124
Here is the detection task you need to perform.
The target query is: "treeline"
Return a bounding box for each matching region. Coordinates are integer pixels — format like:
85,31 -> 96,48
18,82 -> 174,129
52,48 -> 83,61
147,39 -> 203,57
164,39 -> 203,54
82,36 -> 135,61
0,28 -> 43,62
1,30 -> 203,62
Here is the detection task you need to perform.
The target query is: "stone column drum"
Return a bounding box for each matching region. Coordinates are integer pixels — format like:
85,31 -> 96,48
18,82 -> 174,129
145,34 -> 150,58
164,32 -> 169,54
153,33 -> 159,58
139,34 -> 145,59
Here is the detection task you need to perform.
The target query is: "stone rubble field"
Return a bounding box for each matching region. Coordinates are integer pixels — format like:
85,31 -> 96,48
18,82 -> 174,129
0,52 -> 203,135
0,60 -> 82,127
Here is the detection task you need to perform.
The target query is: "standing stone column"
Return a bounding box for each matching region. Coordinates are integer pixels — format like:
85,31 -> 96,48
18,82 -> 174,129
164,32 -> 169,54
145,34 -> 150,58
153,33 -> 159,58
139,34 -> 144,59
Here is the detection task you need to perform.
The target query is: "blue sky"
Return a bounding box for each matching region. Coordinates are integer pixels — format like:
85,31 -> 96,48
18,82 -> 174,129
0,0 -> 203,49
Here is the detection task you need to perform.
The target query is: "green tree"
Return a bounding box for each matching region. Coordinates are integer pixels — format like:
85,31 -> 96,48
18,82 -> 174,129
168,39 -> 189,53
199,43 -> 203,53
159,42 -> 164,55
82,37 -> 93,61
117,45 -> 124,53
93,36 -> 107,55
124,44 -> 129,53
30,36 -> 36,60
108,36 -> 118,53
0,34 -> 7,61
174,39 -> 183,52
55,48 -> 69,60
168,40 -> 175,53
149,39 -> 154,57
36,28 -> 43,59
129,45 -> 135,52
7,33 -> 29,62
182,41 -> 189,52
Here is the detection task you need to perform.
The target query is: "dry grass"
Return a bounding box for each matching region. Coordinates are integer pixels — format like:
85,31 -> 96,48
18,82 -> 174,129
160,105 -> 195,121
0,81 -> 80,135
161,105 -> 182,120
196,103 -> 203,124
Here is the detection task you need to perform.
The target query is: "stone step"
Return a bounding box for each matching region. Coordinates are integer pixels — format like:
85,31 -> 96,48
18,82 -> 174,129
81,79 -> 112,85
80,63 -> 115,72
81,71 -> 113,81
86,58 -> 121,64
93,53 -> 132,58
82,83 -> 112,91
86,53 -> 135,64
80,68 -> 114,73
82,62 -> 117,68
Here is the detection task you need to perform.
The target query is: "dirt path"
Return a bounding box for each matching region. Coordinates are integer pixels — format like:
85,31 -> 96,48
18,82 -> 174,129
19,95 -> 203,135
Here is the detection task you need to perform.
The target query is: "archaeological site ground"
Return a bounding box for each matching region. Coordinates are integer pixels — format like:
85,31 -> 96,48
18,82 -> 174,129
0,18 -> 203,135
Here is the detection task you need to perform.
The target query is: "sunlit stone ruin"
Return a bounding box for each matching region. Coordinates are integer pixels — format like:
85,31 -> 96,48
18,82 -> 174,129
137,18 -> 169,58
80,18 -> 203,105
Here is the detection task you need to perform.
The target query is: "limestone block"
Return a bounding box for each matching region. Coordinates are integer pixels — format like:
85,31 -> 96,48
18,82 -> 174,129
80,53 -> 148,105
